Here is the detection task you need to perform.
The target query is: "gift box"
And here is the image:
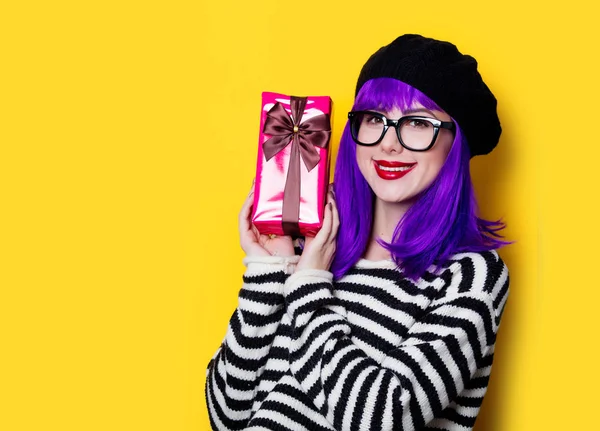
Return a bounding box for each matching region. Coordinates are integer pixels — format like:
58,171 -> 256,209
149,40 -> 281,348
251,92 -> 332,237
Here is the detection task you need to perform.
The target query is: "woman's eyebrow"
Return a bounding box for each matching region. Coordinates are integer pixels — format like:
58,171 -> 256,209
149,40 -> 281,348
403,107 -> 439,119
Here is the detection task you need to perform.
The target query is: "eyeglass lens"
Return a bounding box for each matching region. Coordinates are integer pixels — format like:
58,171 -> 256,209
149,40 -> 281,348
352,112 -> 435,150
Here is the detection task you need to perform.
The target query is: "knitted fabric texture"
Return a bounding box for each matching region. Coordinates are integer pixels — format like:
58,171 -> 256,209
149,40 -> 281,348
355,34 -> 501,157
206,251 -> 510,430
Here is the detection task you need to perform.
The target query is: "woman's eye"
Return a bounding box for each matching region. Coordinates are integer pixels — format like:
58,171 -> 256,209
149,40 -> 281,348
408,119 -> 431,129
365,115 -> 383,124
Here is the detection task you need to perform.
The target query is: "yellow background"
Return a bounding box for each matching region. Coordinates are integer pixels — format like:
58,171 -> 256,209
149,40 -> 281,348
1,0 -> 598,429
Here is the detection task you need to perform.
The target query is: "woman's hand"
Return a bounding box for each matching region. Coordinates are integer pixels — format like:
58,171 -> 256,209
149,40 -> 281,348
296,187 -> 339,272
239,181 -> 295,257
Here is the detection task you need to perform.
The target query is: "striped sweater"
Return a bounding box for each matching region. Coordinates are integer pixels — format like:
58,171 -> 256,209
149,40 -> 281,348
206,250 -> 509,431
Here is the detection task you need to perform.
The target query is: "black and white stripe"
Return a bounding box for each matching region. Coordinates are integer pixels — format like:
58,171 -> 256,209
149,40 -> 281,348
206,250 -> 509,430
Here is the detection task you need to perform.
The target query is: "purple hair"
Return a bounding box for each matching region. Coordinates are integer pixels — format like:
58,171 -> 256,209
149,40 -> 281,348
331,78 -> 508,280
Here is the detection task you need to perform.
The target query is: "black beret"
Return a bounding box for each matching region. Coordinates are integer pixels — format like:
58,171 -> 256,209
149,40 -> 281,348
355,34 -> 501,157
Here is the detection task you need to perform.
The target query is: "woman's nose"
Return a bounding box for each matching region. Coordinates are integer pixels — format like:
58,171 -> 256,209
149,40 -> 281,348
379,126 -> 403,154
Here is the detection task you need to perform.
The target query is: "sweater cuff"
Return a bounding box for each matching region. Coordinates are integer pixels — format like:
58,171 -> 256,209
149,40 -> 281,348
243,255 -> 300,275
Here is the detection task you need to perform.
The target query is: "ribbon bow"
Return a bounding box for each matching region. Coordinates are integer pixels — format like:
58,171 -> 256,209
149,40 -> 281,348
262,96 -> 331,236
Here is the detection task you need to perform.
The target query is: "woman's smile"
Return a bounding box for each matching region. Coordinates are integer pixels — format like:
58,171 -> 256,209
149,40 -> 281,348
373,159 -> 417,180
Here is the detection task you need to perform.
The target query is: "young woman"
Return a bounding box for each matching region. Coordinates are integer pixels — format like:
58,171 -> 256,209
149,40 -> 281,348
206,34 -> 510,431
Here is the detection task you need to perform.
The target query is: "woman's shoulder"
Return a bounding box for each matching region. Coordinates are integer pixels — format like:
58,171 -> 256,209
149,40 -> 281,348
338,251 -> 509,318
438,250 -> 510,314
443,250 -> 508,285
340,250 -> 508,292
350,250 -> 507,277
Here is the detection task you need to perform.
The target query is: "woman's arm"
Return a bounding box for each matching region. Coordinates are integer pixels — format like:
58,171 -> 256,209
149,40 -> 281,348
283,252 -> 509,431
206,182 -> 297,430
206,255 -> 298,431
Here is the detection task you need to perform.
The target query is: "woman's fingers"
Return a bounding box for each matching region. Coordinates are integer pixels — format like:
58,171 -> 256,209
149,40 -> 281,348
329,193 -> 339,244
321,189 -> 338,243
296,198 -> 336,271
239,181 -> 257,252
240,181 -> 255,219
251,223 -> 261,239
239,189 -> 253,229
315,202 -> 333,245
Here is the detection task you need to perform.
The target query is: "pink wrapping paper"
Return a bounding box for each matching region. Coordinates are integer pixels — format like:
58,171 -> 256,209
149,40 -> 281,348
251,92 -> 332,237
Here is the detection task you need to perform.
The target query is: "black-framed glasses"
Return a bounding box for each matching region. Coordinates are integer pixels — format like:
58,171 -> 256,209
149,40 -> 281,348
348,110 -> 455,151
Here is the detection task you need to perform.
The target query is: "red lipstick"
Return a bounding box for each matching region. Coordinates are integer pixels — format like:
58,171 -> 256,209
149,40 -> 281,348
373,160 -> 416,180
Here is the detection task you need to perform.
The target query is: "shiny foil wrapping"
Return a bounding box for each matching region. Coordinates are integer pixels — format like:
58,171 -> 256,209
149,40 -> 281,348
251,92 -> 332,237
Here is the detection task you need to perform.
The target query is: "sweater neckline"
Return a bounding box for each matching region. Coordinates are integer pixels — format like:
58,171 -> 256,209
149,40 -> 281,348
355,258 -> 398,269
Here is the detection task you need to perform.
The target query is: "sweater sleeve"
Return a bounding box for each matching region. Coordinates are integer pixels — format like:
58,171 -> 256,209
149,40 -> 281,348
282,252 -> 509,431
205,255 -> 299,431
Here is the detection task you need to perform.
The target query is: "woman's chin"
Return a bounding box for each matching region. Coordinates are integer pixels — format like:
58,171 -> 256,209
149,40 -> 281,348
373,190 -> 415,206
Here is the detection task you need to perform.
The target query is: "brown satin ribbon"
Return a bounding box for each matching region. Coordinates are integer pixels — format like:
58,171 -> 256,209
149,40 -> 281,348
262,96 -> 331,236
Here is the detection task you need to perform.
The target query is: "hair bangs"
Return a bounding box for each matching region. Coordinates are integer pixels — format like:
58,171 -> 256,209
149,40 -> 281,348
352,78 -> 442,113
